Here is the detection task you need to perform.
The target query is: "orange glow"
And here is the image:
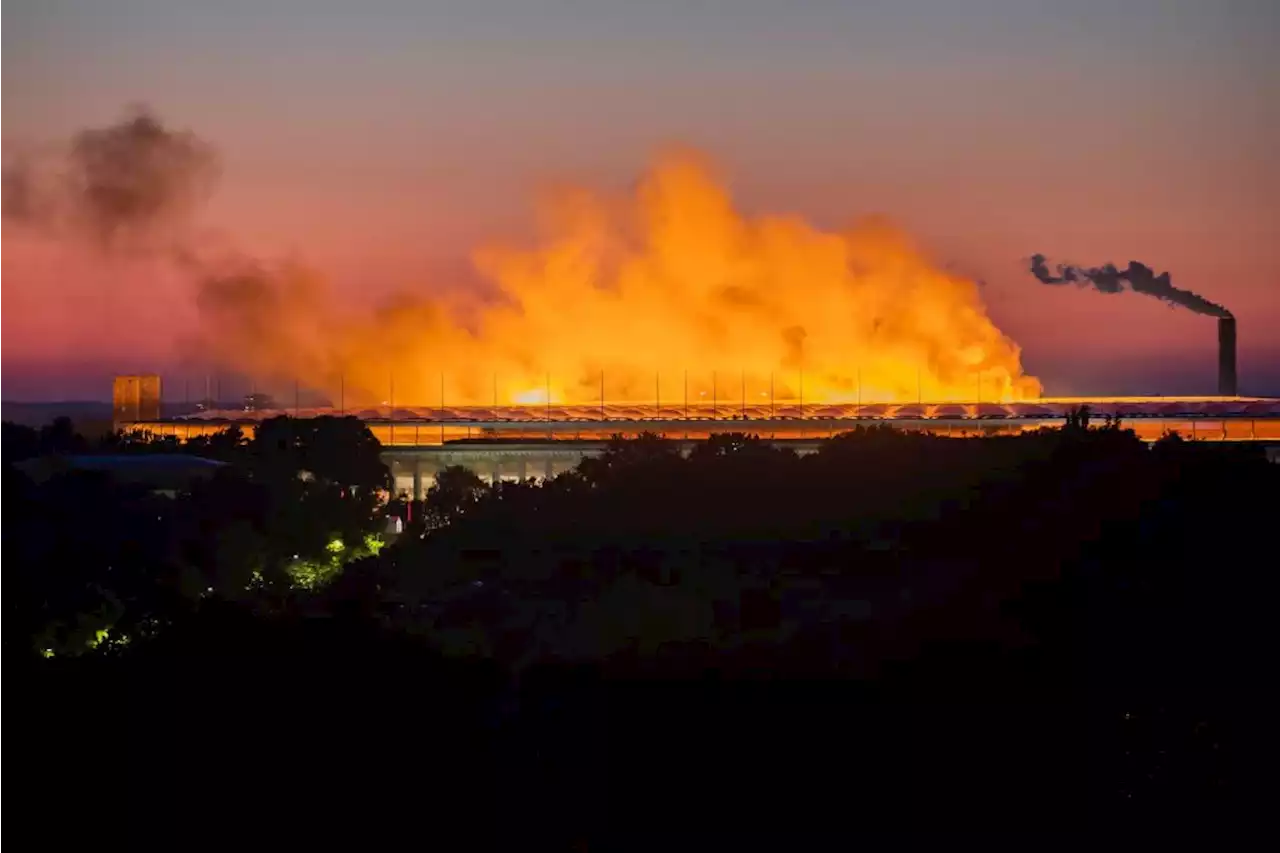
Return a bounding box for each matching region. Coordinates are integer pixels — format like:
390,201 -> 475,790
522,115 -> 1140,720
194,151 -> 1040,405
513,389 -> 550,405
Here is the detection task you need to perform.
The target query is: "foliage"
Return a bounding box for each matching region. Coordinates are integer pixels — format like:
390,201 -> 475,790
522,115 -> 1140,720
424,465 -> 487,528
250,415 -> 390,492
286,534 -> 386,590
5,415 -> 393,655
8,410 -> 1278,834
2,416 -> 91,460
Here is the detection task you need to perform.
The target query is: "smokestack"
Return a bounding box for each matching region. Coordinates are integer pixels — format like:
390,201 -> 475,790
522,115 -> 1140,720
1218,317 -> 1238,397
1028,254 -> 1232,319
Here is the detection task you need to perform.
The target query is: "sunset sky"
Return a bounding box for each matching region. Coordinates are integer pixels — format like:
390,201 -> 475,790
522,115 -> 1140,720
4,0 -> 1277,401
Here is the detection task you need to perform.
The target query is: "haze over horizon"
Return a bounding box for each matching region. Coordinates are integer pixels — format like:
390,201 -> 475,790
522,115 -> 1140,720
4,0 -> 1278,402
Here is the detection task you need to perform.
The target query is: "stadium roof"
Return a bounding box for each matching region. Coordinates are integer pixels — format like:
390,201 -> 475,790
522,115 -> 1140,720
174,397 -> 1280,423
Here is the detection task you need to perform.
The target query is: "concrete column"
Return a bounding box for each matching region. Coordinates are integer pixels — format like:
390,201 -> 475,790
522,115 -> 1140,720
412,457 -> 423,501
516,456 -> 528,482
545,456 -> 555,480
419,459 -> 438,497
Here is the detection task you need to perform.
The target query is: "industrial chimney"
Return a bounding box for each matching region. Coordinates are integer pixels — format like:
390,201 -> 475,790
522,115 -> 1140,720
1217,318 -> 1238,397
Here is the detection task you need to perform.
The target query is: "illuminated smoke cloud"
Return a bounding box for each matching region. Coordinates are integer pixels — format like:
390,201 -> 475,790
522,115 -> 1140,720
1029,253 -> 1231,319
192,157 -> 1043,406
7,106 -> 1043,405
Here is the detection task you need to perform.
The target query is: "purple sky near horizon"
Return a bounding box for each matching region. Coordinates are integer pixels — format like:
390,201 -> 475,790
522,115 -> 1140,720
3,0 -> 1278,401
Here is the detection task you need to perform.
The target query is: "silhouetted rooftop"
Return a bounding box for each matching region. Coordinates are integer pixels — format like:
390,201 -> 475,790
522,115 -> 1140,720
15,454 -> 227,490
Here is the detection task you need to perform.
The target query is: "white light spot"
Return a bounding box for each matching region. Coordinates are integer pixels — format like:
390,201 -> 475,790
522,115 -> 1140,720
514,389 -> 548,405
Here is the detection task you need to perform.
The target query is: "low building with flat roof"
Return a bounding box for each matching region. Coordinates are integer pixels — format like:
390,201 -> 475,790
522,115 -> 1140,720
15,454 -> 227,496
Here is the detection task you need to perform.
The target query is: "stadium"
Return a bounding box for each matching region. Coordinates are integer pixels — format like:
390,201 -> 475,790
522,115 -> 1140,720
114,371 -> 1280,500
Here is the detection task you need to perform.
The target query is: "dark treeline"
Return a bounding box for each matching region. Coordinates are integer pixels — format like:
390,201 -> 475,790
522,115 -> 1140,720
7,411 -> 1276,841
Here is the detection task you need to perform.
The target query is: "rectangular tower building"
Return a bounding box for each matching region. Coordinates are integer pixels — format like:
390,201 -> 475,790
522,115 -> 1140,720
113,374 -> 163,424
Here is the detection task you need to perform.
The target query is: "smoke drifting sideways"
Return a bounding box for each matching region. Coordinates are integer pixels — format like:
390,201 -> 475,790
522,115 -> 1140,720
1028,254 -> 1232,319
4,106 -> 1043,406
3,107 -> 217,254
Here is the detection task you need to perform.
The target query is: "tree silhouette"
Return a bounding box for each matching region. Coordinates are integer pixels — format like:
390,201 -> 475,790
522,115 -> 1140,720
11,412 -> 1278,836
233,417 -> 389,589
425,465 -> 488,528
250,415 -> 389,492
183,424 -> 247,460
40,416 -> 90,454
3,421 -> 42,460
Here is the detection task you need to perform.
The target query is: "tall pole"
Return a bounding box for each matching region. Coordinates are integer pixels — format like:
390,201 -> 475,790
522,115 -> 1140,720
799,367 -> 805,439
684,370 -> 689,439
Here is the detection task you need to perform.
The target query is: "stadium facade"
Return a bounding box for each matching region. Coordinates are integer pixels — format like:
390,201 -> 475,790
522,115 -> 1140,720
116,392 -> 1280,501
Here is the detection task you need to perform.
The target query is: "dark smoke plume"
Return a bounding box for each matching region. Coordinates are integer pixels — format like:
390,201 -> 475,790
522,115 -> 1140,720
2,153 -> 49,223
1029,253 -> 1231,319
2,106 -> 217,252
